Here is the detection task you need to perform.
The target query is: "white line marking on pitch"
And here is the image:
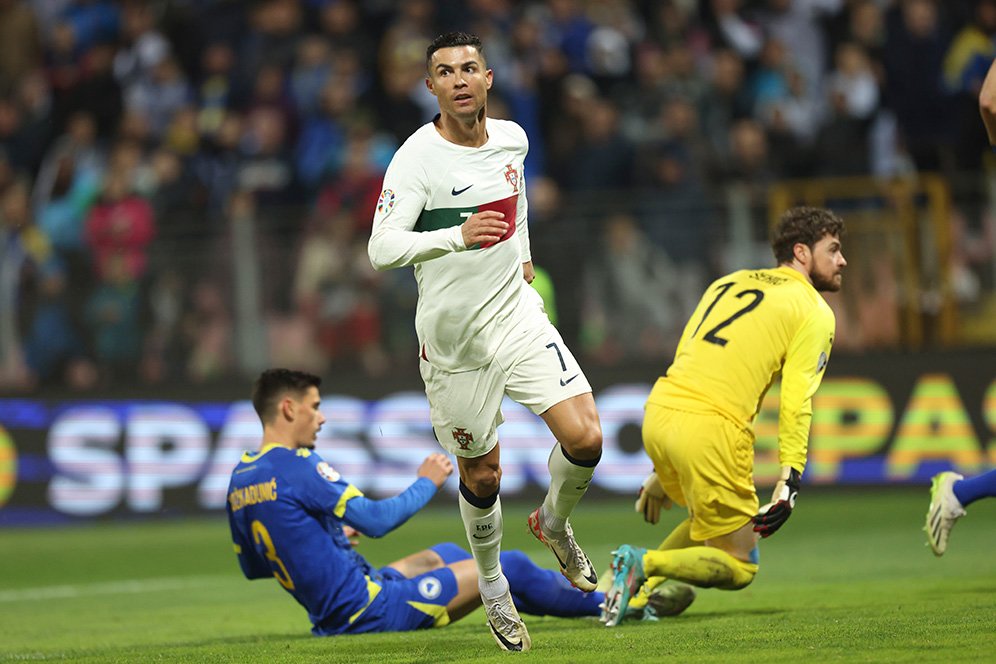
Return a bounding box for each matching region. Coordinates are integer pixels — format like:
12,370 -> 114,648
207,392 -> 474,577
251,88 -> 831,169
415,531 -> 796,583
0,575 -> 232,603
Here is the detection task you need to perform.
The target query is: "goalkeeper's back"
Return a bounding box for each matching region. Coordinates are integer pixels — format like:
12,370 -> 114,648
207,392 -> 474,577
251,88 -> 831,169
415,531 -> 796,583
647,265 -> 835,467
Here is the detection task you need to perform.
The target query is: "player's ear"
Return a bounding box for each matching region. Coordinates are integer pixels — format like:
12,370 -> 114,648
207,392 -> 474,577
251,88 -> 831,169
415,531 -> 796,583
793,242 -> 811,265
485,68 -> 493,90
425,76 -> 436,96
280,397 -> 295,421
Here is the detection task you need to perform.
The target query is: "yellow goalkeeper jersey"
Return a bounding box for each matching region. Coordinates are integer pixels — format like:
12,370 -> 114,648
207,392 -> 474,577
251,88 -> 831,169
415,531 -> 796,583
647,266 -> 836,473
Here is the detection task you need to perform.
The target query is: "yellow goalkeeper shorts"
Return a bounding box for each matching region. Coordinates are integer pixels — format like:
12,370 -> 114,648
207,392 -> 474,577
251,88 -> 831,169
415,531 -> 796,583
642,403 -> 759,542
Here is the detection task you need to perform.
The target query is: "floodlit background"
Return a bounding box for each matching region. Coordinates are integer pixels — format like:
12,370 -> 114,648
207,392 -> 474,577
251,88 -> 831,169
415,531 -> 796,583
0,1 -> 995,660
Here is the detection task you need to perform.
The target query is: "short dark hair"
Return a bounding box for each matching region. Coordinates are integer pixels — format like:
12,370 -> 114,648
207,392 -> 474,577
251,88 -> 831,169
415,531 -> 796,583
771,206 -> 845,264
251,369 -> 322,424
426,32 -> 485,72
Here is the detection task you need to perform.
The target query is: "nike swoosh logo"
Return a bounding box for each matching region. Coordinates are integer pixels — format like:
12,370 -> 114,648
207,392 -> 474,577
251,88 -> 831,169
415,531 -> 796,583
488,620 -> 523,650
548,545 -> 568,570
451,184 -> 473,196
472,533 -> 491,540
560,374 -> 579,387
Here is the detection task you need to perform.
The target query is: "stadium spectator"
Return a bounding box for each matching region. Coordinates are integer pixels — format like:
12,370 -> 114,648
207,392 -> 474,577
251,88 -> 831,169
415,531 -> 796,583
602,207 -> 846,626
83,170 -> 156,284
192,111 -> 244,213
583,213 -> 684,363
637,95 -> 715,267
226,368 -> 610,638
179,277 -> 234,383
0,0 -> 42,96
367,32 -> 603,652
8,72 -> 54,177
883,0 -> 952,172
85,252 -> 142,382
112,0 -> 171,106
694,0 -> 763,63
0,0 -> 990,391
945,0 -> 996,169
1,178 -> 88,386
289,35 -> 333,120
293,209 -> 384,374
560,97 -> 634,192
819,42 -> 880,176
194,41 -> 237,138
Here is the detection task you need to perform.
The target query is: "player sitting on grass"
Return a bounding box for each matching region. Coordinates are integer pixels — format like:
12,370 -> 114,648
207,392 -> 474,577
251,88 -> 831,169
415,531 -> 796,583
226,368 -> 606,638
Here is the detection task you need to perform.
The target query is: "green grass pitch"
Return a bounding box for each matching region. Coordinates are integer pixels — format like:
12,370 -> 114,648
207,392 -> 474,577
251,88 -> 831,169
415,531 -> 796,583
1,489 -> 994,663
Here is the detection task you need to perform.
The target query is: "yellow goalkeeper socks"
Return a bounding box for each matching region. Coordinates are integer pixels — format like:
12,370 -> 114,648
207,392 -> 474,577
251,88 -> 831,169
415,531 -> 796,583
643,546 -> 757,590
658,518 -> 696,550
628,519 -> 699,610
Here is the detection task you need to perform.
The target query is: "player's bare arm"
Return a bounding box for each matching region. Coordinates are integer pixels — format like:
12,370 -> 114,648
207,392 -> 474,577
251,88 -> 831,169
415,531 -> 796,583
461,210 -> 508,247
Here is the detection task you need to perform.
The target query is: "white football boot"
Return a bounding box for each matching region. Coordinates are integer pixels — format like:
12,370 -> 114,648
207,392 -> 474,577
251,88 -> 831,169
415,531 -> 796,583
925,471 -> 966,556
482,584 -> 531,652
527,507 -> 598,591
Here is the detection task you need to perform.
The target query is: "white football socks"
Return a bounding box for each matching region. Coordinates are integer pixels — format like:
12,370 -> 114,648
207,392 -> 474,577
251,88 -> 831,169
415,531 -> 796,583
542,442 -> 597,533
459,489 -> 504,585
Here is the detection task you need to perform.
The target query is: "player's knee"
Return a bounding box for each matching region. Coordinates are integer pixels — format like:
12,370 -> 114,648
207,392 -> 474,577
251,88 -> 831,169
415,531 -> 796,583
561,421 -> 602,460
464,465 -> 501,496
722,559 -> 758,591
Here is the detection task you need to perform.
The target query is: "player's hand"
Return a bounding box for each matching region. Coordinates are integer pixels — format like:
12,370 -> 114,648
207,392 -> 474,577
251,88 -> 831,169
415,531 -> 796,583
522,260 -> 535,284
342,525 -> 360,548
634,472 -> 672,524
752,466 -> 801,538
417,453 -> 454,488
461,210 -> 508,247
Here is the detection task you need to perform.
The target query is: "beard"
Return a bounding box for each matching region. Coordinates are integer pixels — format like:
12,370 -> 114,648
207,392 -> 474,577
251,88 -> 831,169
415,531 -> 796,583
811,269 -> 842,292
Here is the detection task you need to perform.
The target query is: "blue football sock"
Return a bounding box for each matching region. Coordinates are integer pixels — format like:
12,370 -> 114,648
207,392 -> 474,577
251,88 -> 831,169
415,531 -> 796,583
500,550 -> 602,617
953,468 -> 996,507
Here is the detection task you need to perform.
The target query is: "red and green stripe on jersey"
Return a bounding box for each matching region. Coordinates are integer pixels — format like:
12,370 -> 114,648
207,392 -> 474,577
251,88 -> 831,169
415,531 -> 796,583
414,194 -> 517,249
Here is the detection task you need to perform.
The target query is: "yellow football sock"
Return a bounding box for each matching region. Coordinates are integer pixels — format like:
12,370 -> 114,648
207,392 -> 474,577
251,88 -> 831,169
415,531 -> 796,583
643,546 -> 757,590
631,520 -> 698,610
658,518 -> 697,550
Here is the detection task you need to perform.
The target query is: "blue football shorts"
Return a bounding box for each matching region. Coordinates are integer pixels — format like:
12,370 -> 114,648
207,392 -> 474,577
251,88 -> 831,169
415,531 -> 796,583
346,566 -> 459,633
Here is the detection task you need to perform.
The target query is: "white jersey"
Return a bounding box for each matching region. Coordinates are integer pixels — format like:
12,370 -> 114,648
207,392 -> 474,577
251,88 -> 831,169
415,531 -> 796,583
368,118 -> 539,372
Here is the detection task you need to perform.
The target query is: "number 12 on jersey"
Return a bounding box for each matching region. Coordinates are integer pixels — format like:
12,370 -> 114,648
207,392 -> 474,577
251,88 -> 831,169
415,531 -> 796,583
691,281 -> 765,347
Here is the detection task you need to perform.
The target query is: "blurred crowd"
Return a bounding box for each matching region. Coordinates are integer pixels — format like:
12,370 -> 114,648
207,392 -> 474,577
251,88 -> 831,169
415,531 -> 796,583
1,0 -> 994,391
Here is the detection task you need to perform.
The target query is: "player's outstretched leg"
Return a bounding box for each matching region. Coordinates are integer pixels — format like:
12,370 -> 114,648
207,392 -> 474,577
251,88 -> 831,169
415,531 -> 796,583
925,471 -> 966,556
601,544 -> 647,627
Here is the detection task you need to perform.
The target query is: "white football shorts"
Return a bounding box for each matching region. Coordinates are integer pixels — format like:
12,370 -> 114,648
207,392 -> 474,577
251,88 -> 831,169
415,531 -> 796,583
419,313 -> 592,458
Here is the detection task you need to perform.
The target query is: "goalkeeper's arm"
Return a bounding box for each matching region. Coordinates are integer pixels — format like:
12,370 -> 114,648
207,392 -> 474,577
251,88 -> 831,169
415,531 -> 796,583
635,472 -> 672,524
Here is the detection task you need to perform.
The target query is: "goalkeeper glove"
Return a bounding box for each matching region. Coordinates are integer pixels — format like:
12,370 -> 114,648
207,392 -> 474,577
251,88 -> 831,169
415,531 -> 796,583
635,472 -> 672,524
752,466 -> 801,538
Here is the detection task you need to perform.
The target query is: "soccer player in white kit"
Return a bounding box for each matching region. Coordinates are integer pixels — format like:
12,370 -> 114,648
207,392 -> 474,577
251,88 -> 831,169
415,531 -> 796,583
368,32 -> 602,652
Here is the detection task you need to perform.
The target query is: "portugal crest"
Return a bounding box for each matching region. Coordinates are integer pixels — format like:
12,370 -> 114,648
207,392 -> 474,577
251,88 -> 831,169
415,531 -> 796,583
451,427 -> 474,451
503,164 -> 519,193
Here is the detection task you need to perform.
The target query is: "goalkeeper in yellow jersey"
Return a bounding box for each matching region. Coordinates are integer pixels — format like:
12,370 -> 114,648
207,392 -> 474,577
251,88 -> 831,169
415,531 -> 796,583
602,206 -> 846,626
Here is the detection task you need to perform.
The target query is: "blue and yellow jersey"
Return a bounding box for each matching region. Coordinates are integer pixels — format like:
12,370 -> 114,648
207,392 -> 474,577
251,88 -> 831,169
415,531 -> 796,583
226,444 -> 437,634
648,266 -> 835,472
